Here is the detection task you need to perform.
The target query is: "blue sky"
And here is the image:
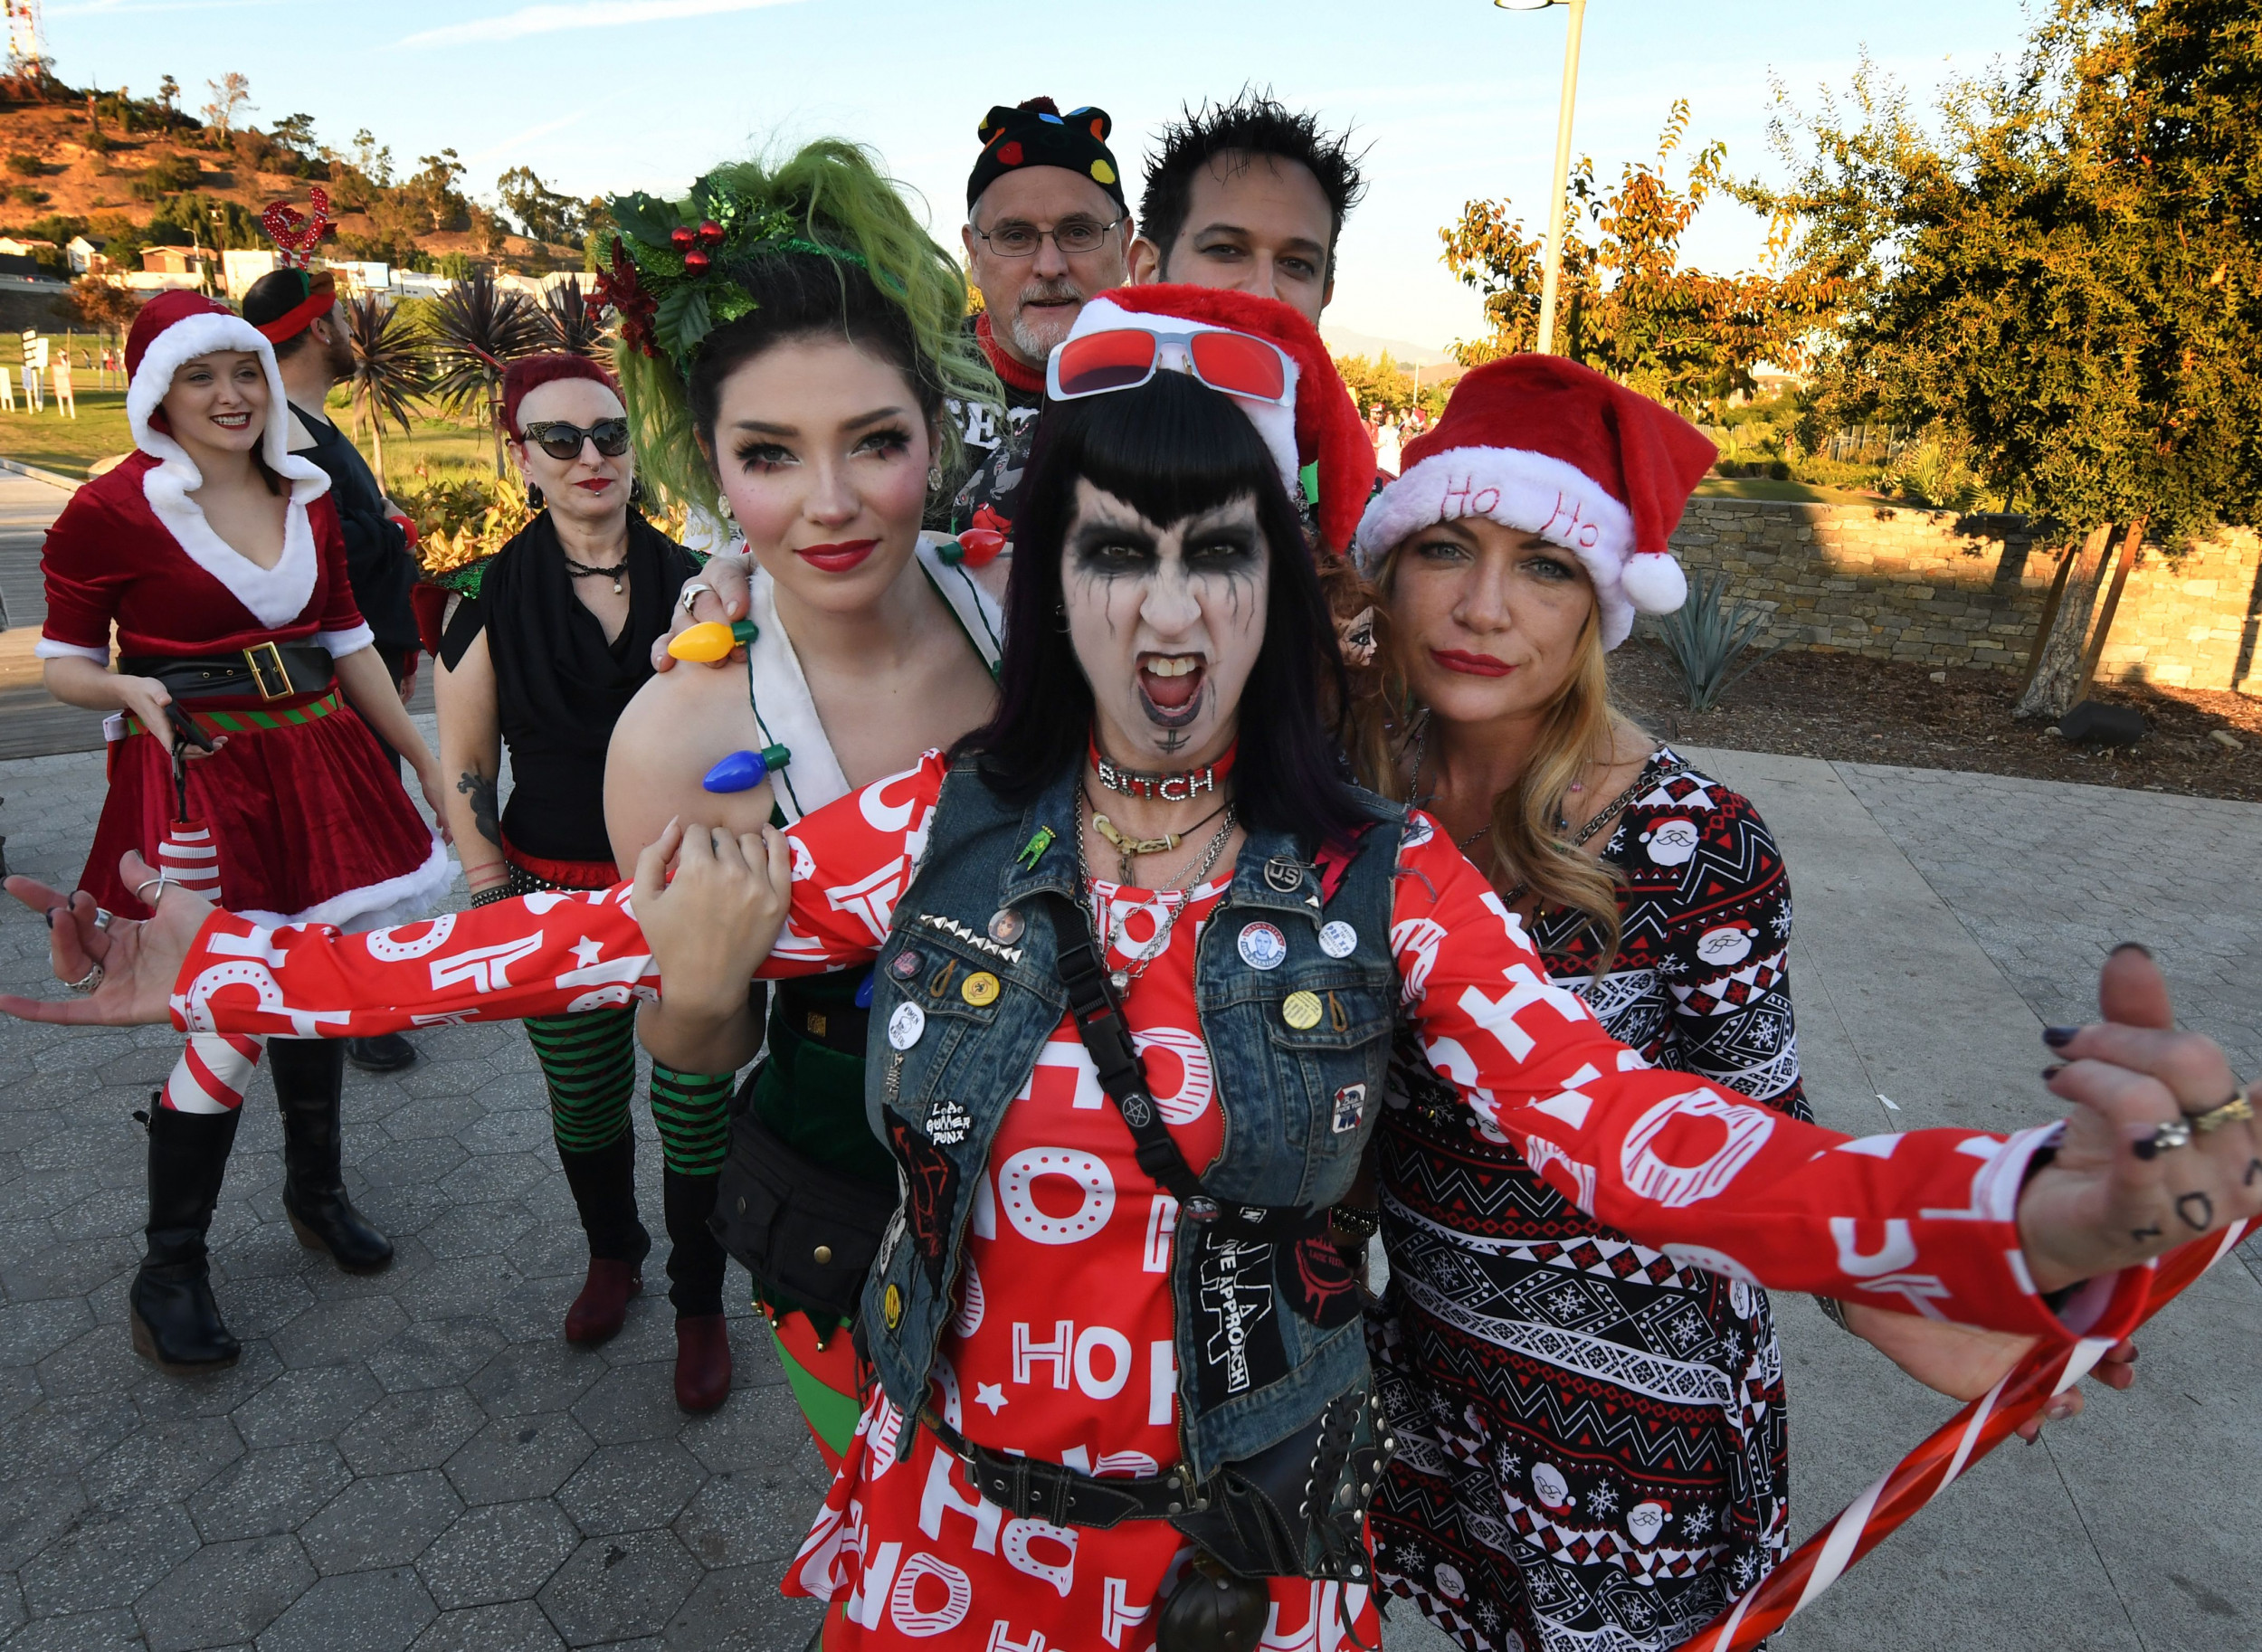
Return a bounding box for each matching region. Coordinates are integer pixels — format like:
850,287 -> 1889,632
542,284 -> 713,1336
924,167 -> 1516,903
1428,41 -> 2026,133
56,0 -> 2039,353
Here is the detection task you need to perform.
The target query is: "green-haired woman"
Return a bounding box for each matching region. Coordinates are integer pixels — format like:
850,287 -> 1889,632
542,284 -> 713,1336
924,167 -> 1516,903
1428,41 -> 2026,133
594,141 -> 1007,1467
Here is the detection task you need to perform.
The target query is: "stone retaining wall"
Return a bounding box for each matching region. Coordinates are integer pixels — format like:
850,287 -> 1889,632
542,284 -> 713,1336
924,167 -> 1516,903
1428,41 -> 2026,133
1666,498 -> 2262,695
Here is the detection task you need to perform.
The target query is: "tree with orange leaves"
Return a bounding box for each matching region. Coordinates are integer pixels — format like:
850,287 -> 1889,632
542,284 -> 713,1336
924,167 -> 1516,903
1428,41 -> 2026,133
1440,101 -> 1845,415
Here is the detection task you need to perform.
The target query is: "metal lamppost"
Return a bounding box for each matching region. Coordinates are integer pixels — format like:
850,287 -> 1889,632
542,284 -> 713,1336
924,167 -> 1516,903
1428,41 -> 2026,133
1496,0 -> 1589,355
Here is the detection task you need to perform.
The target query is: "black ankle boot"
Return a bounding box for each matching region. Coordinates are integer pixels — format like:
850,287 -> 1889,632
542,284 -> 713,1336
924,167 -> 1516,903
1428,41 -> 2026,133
662,1169 -> 727,1318
131,1101 -> 243,1374
269,1039 -> 394,1274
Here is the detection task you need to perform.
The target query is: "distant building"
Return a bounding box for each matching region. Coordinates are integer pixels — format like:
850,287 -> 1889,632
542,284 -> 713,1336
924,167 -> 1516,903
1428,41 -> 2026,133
0,236 -> 59,259
65,235 -> 110,275
220,248 -> 279,298
142,244 -> 218,279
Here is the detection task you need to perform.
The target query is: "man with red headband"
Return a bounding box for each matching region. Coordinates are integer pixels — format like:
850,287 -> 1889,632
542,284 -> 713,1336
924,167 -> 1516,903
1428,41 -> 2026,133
242,266 -> 426,1075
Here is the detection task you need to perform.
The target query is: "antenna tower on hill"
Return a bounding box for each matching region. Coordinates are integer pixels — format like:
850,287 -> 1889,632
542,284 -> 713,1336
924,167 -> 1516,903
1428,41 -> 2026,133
3,0 -> 44,81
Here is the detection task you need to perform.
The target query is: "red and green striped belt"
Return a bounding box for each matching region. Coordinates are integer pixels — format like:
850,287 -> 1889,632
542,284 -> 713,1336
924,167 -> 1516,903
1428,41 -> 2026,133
123,688 -> 343,738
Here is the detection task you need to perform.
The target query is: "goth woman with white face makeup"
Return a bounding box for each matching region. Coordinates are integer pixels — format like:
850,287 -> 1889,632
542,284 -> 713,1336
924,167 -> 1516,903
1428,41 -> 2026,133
14,328 -> 2260,1647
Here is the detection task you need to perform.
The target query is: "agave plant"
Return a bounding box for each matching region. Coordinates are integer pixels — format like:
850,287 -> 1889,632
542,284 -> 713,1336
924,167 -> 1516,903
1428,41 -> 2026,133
539,280 -> 610,356
426,269 -> 545,474
342,292 -> 427,494
1646,570 -> 1788,713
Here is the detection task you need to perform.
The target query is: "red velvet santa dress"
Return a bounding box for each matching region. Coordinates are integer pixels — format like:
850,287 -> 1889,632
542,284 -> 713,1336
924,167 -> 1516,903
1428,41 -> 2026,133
35,291 -> 448,930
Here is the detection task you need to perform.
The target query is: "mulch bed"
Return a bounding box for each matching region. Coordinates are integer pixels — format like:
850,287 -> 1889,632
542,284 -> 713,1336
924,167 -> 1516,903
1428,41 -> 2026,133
1604,645 -> 2262,803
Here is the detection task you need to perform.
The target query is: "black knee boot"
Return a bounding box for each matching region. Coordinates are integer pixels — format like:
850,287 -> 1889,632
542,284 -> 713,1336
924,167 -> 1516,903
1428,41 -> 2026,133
662,1169 -> 727,1317
558,1132 -> 651,1344
269,1038 -> 394,1274
131,1102 -> 243,1374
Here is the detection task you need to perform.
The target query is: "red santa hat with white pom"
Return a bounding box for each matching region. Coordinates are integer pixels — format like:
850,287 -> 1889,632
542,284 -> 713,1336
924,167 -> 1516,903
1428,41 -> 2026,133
1061,284 -> 1376,555
1351,354 -> 1716,649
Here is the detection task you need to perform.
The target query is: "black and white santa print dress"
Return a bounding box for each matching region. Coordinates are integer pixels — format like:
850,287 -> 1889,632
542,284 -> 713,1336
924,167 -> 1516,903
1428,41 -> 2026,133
1369,747 -> 1806,1652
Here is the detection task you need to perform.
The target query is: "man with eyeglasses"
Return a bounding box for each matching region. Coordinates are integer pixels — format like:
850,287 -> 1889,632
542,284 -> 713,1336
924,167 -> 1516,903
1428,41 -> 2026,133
242,266 -> 427,1075
939,97 -> 1133,538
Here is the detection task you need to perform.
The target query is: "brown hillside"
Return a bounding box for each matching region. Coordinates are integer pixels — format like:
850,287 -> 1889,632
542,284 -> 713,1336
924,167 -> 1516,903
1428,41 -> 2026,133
0,100 -> 575,268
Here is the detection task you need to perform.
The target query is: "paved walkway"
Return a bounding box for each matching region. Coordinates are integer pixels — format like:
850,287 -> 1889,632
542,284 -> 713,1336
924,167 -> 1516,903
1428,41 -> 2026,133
0,728 -> 2255,1651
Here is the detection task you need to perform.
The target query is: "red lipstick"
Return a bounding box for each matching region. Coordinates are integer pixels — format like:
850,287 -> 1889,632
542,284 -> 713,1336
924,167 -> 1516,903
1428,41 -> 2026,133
1430,648 -> 1515,679
794,538 -> 878,574
574,478 -> 612,492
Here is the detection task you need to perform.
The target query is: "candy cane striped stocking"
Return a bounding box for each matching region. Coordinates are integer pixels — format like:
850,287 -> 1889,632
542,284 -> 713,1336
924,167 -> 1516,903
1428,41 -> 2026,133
159,1033 -> 267,1114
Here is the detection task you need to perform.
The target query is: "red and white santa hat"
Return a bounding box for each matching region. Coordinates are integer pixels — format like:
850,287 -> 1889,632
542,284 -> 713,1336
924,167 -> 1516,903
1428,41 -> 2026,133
1352,354 -> 1716,649
1060,285 -> 1376,555
125,289 -> 322,485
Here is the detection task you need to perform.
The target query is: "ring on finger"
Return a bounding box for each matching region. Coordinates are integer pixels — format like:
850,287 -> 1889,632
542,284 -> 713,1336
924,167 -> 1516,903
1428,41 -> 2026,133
134,875 -> 172,907
92,908 -> 115,932
679,581 -> 714,618
65,961 -> 103,994
2134,1118 -> 2195,1160
2184,1091 -> 2254,1135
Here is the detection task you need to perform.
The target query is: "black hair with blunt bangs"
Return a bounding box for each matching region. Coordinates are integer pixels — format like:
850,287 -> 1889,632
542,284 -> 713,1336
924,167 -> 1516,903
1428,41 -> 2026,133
955,370 -> 1377,849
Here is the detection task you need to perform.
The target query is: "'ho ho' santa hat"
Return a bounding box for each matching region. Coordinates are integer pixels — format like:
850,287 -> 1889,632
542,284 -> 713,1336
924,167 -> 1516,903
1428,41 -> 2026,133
1062,285 -> 1376,555
1352,354 -> 1716,649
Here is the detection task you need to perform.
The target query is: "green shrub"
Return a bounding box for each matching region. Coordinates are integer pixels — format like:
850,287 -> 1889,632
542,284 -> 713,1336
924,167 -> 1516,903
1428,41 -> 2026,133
10,185 -> 42,207
1645,571 -> 1787,712
5,153 -> 39,177
1768,460 -> 1791,481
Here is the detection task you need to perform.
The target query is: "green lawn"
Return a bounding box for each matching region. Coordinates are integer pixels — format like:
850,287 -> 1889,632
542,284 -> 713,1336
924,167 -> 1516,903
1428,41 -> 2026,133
0,379 -> 491,484
1693,476 -> 1887,506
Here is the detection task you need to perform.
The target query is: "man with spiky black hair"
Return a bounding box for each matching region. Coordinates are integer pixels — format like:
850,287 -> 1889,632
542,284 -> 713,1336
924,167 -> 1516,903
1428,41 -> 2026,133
1130,88 -> 1368,327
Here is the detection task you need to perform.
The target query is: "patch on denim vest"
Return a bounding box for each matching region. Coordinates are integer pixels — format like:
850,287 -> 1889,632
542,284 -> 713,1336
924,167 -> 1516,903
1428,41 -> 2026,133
884,1107 -> 961,1289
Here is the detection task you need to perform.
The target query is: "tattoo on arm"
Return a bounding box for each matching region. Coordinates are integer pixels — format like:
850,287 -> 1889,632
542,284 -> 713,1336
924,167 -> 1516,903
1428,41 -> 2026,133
2175,1191 -> 2215,1232
457,770 -> 501,847
2131,1222 -> 2163,1242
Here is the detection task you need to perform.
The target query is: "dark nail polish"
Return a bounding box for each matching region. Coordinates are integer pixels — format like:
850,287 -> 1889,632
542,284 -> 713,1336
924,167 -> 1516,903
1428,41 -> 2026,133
2042,1065 -> 2067,1082
2110,941 -> 2153,959
2042,1027 -> 2079,1049
2133,1138 -> 2160,1162
44,907 -> 58,929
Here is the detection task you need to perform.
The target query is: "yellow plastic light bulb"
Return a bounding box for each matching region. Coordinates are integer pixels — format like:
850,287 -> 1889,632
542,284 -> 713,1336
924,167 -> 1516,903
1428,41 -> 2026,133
668,621 -> 738,663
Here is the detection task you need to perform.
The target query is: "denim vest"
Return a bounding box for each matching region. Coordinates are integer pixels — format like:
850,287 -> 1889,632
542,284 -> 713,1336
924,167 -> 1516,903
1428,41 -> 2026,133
861,757 -> 1404,1478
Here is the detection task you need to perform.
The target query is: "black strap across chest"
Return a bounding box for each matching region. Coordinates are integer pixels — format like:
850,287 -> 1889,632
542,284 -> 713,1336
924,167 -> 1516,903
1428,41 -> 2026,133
1042,892 -> 1318,1239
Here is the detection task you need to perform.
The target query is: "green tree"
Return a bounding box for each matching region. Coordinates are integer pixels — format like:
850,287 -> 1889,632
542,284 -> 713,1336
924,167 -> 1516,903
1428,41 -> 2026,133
426,268 -> 544,473
200,72 -> 252,138
69,274 -> 140,347
409,148 -> 468,233
343,292 -> 426,491
1440,102 -> 1846,414
497,166 -> 584,246
157,75 -> 178,114
1749,5 -> 2262,719
270,112 -> 317,157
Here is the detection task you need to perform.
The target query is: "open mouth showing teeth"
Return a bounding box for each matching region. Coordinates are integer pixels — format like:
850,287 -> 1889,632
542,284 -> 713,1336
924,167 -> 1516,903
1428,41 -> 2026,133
1137,654 -> 1205,724
213,413 -> 250,427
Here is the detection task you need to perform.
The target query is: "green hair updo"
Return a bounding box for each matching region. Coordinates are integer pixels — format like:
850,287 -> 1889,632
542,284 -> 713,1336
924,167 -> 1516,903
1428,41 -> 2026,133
595,138 -> 1000,517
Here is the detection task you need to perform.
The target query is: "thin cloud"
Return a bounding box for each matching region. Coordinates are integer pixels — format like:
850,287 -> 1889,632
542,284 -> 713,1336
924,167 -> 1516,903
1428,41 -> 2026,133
396,0 -> 806,48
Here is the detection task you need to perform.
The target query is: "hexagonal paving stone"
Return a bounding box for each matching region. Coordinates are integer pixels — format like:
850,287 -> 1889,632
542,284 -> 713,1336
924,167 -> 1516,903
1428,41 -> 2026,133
18,1497 -> 196,1614
408,1598 -> 568,1651
558,1438 -> 708,1536
271,1296 -> 412,1369
537,1530 -> 704,1647
133,1533 -> 315,1651
663,1566 -> 823,1649
569,1362 -> 684,1447
231,1364 -> 381,1448
0,1606 -> 153,1651
444,1412 -> 595,1505
254,1563 -> 440,1652
419,1201 -> 540,1261
672,1461 -> 831,1572
298,1468 -> 465,1574
129,1337 -> 287,1422
187,1441 -> 351,1542
416,1499 -> 581,1609
0,1296 -> 93,1364
338,1386 -> 489,1476
468,1341 -> 605,1420
81,1412 -> 246,1506
0,1471 -> 95,1571
364,1319 -> 508,1395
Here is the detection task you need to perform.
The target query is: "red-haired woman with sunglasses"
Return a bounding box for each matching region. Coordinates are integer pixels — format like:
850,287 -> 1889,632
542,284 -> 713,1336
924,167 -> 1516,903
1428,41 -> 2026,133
428,353 -> 737,1411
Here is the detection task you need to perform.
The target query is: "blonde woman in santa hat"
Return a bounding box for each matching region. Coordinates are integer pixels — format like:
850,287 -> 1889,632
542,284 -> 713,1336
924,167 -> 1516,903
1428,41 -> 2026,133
33,290 -> 451,1375
1344,356 -> 2137,1650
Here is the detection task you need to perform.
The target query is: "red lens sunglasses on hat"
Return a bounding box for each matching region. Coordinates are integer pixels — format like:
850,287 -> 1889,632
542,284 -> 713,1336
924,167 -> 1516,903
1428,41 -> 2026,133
1046,327 -> 1292,407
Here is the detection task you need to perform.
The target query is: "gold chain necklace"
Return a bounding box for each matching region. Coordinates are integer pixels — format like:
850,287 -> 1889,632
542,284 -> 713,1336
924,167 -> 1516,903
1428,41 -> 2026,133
1075,788 -> 1238,992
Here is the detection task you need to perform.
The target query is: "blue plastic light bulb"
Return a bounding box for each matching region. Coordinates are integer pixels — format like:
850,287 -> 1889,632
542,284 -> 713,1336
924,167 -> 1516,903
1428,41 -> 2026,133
700,743 -> 793,793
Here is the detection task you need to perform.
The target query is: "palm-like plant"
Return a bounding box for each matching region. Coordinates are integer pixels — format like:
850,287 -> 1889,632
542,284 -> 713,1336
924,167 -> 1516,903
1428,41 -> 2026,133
426,269 -> 544,474
539,280 -> 610,357
343,292 -> 427,494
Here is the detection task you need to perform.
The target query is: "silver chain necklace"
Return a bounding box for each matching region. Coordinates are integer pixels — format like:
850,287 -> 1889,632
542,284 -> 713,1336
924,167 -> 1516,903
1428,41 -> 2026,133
1074,788 -> 1238,992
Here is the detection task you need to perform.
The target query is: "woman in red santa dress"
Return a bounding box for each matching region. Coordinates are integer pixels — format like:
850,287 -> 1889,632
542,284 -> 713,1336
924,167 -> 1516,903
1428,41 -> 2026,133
9,363 -> 2259,1650
33,290 -> 451,1376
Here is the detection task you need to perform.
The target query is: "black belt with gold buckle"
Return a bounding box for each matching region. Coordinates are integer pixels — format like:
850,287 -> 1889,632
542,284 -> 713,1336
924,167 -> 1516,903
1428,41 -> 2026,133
119,644 -> 336,703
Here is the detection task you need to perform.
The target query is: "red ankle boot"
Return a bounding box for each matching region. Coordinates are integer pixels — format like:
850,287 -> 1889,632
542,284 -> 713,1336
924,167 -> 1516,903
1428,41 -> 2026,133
565,1258 -> 642,1344
674,1314 -> 732,1412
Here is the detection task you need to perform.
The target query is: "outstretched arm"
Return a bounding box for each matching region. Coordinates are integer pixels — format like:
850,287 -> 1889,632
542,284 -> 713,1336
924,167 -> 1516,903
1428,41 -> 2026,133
1391,819 -> 2260,1341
